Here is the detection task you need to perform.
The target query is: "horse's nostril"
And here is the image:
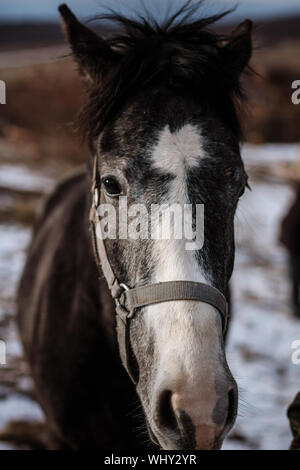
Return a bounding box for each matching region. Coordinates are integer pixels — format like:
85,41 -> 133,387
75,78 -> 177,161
157,390 -> 178,432
155,386 -> 236,449
225,387 -> 238,429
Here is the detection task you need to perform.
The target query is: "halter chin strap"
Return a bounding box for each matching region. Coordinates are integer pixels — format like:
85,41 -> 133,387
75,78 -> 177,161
89,157 -> 228,384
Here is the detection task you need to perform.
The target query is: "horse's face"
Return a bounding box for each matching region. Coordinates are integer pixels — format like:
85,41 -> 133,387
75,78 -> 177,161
96,93 -> 247,449
59,3 -> 252,450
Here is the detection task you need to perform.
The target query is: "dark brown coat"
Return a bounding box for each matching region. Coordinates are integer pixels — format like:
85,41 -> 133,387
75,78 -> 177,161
17,167 -> 146,449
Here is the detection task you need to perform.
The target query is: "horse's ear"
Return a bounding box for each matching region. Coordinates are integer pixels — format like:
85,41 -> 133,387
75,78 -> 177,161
222,19 -> 253,75
58,4 -> 119,84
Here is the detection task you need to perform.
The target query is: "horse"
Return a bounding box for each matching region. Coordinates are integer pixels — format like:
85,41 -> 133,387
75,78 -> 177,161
17,2 -> 252,450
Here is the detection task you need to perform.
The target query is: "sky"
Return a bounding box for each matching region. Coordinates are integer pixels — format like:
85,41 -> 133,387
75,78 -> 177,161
1,0 -> 300,22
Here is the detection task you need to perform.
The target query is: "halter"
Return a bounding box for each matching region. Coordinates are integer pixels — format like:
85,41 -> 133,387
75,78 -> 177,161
89,157 -> 228,384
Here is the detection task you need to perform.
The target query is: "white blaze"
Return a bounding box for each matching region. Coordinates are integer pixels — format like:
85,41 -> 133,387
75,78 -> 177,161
151,123 -> 208,284
146,124 -> 222,413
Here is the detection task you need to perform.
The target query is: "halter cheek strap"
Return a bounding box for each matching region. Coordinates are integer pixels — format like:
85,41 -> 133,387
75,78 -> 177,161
89,157 -> 228,384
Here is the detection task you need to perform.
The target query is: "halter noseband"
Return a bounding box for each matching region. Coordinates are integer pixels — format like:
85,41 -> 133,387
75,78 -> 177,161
89,157 -> 228,384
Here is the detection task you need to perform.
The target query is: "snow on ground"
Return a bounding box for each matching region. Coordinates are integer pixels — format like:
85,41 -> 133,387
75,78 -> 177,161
0,164 -> 54,193
224,145 -> 300,449
0,145 -> 300,449
0,165 -> 52,449
242,143 -> 300,166
0,222 -> 45,450
0,224 -> 32,303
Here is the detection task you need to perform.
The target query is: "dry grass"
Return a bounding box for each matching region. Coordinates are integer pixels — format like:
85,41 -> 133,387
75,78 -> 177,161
0,57 -> 87,167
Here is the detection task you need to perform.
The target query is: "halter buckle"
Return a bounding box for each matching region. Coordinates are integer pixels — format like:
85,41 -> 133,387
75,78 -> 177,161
115,282 -> 130,306
115,283 -> 134,324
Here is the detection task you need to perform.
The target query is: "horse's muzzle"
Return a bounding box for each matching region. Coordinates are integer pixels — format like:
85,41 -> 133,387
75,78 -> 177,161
150,380 -> 238,450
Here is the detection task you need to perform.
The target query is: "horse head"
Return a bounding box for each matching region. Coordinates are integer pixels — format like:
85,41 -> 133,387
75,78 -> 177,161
59,2 -> 252,450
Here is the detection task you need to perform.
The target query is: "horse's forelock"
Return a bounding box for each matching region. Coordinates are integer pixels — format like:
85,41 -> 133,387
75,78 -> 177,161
78,1 -> 251,146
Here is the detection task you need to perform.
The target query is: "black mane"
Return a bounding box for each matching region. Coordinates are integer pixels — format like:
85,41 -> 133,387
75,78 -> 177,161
79,1 -> 247,144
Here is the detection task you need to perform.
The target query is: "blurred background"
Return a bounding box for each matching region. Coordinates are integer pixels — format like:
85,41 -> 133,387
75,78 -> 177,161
1,0 -> 300,450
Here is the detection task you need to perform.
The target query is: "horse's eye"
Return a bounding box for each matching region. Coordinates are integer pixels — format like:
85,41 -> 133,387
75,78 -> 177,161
102,176 -> 122,197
